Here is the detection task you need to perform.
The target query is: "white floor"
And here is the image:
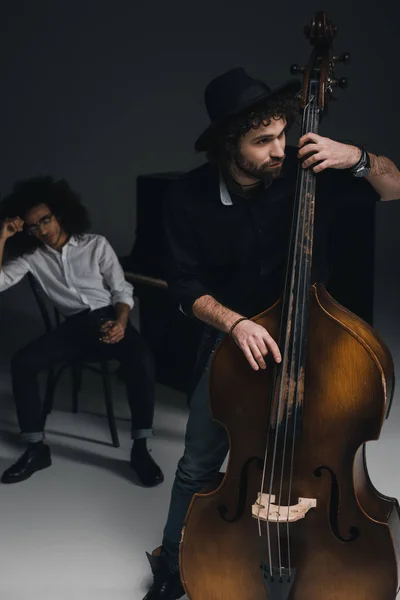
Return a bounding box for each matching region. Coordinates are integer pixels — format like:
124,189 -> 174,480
0,348 -> 399,600
0,361 -> 190,600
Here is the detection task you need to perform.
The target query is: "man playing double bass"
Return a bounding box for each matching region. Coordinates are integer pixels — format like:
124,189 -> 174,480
142,67 -> 400,600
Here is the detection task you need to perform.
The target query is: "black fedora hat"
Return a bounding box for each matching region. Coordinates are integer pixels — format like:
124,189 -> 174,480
195,67 -> 301,152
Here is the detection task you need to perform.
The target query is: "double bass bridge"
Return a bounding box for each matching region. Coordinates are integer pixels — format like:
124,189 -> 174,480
252,493 -> 317,523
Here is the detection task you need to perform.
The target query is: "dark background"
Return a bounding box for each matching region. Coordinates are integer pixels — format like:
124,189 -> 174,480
0,0 -> 399,364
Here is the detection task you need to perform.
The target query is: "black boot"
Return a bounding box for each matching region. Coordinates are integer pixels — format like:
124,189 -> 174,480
1,442 -> 52,484
142,547 -> 185,600
130,440 -> 164,487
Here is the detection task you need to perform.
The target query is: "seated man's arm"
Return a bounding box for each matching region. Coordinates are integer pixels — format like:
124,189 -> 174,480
0,218 -> 30,292
114,302 -> 131,330
97,236 -> 134,331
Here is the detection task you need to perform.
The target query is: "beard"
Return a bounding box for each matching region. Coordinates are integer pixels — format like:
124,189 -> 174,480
233,149 -> 285,185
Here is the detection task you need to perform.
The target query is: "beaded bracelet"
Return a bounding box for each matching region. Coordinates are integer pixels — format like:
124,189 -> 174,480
229,316 -> 248,336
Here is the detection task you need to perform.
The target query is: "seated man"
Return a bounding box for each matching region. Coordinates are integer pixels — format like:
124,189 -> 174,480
0,176 -> 163,487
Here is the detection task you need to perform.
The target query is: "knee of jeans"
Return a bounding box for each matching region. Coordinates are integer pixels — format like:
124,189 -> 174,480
176,451 -> 225,487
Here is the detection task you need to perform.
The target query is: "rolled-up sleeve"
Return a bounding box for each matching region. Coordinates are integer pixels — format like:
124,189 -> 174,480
0,256 -> 30,292
98,237 -> 134,309
164,182 -> 210,316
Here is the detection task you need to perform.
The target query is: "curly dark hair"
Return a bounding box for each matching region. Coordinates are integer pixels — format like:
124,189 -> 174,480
0,176 -> 91,259
200,93 -> 299,166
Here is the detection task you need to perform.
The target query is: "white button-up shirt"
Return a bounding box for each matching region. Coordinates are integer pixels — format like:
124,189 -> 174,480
0,234 -> 134,316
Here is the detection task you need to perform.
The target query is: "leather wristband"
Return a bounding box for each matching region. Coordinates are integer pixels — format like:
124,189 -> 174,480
349,146 -> 369,171
349,146 -> 364,172
229,317 -> 248,336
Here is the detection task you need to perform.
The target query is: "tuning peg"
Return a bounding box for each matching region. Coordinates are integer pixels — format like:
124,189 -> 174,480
333,52 -> 351,64
290,64 -> 305,75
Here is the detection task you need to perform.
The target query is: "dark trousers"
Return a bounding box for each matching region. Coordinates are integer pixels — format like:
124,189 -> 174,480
10,306 -> 155,439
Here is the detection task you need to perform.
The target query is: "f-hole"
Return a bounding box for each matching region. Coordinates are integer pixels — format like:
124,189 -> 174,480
218,457 -> 263,523
314,465 -> 359,542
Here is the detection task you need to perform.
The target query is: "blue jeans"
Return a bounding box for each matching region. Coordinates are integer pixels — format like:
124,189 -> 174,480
162,333 -> 229,571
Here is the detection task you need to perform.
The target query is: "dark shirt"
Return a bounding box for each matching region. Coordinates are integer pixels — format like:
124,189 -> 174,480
164,146 -> 379,318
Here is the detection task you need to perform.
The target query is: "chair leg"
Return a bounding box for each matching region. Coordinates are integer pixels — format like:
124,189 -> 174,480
101,360 -> 120,448
72,365 -> 81,413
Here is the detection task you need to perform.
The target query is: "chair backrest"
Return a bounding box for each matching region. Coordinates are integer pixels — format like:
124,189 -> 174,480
27,273 -> 61,333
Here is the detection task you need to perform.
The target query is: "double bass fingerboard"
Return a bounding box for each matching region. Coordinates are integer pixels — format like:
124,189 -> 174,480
270,79 -> 320,441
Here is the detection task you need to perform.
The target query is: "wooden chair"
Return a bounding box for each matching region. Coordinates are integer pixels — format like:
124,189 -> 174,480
27,273 -> 120,447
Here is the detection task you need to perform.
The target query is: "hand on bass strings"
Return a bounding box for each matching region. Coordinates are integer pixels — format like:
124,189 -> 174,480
231,319 -> 281,371
297,133 -> 362,173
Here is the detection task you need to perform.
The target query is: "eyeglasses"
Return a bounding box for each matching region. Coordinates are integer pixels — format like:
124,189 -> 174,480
25,213 -> 54,235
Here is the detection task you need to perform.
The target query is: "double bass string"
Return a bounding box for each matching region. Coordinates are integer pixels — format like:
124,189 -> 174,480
282,93 -> 319,578
259,95 -> 312,576
276,92 -> 317,577
256,89 -> 317,581
254,96 -> 313,576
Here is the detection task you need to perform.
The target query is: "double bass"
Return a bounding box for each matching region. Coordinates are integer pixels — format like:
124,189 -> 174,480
180,12 -> 400,600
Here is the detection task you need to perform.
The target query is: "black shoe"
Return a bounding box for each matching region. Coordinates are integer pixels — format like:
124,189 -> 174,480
130,445 -> 164,487
1,442 -> 52,484
143,547 -> 185,600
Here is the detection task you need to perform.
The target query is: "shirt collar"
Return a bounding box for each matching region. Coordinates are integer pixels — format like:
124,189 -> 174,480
219,171 -> 234,206
217,148 -> 295,206
219,170 -> 276,205
68,235 -> 78,246
42,234 -> 78,255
